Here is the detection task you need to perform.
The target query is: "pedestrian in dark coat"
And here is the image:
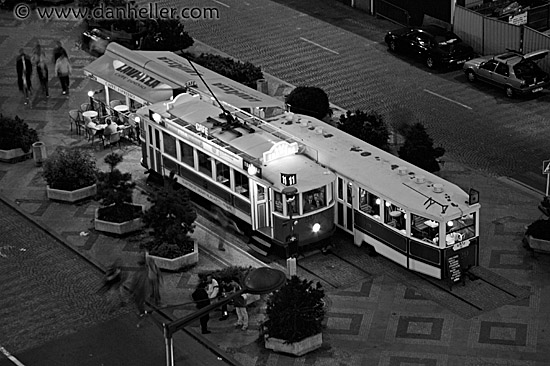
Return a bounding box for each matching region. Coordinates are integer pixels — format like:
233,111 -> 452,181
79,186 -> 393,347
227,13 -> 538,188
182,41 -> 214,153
192,280 -> 211,334
16,49 -> 32,104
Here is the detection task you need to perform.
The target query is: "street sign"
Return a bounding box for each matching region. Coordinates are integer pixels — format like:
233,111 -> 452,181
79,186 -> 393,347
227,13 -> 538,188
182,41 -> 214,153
543,160 -> 550,174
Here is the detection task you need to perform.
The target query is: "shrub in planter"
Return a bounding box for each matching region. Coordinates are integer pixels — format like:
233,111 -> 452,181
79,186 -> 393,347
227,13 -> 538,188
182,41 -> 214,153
338,110 -> 390,151
140,174 -> 197,259
95,152 -> 141,223
181,52 -> 263,89
0,114 -> 38,153
398,123 -> 445,173
285,86 -> 330,121
43,148 -> 98,191
139,19 -> 194,52
262,276 -> 325,344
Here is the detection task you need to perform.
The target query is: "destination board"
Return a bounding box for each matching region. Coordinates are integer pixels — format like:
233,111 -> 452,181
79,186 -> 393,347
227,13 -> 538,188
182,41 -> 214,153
447,254 -> 463,287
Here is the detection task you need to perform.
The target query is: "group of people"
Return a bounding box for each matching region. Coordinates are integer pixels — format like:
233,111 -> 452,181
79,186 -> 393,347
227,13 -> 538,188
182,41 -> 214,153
192,274 -> 249,334
16,41 -> 72,104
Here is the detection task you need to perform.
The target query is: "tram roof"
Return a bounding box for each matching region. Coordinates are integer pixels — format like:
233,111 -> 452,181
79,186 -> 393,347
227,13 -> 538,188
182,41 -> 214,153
84,43 -> 284,110
266,113 -> 479,220
140,96 -> 334,192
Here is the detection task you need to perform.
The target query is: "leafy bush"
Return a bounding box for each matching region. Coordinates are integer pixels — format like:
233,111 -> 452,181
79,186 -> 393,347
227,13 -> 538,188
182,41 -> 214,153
0,114 -> 39,153
96,153 -> 140,222
398,123 -> 445,173
43,148 -> 98,191
526,219 -> 550,241
338,110 -> 390,150
285,86 -> 330,121
141,175 -> 197,258
181,52 -> 263,89
263,276 -> 325,344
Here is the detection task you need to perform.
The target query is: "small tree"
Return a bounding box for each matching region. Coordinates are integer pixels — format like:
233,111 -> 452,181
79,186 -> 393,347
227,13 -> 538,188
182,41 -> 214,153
338,110 -> 390,151
139,19 -> 194,52
263,276 -> 325,344
141,174 -> 197,258
43,148 -> 98,191
95,153 -> 139,222
398,123 -> 445,173
0,114 -> 38,153
285,86 -> 330,121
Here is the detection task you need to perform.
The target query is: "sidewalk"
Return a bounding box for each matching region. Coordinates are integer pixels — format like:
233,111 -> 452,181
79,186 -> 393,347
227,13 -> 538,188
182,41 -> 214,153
1,5 -> 550,366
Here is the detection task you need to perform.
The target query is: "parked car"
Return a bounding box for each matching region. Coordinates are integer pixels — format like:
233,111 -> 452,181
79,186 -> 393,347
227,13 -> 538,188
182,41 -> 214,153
463,49 -> 550,98
81,28 -> 141,57
384,25 -> 475,69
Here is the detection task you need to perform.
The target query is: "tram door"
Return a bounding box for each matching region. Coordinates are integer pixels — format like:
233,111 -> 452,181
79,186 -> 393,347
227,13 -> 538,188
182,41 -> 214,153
251,182 -> 270,235
148,125 -> 162,174
336,176 -> 354,233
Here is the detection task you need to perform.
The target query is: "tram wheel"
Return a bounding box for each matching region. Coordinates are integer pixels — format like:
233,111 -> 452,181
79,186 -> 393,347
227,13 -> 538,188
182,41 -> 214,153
364,243 -> 377,257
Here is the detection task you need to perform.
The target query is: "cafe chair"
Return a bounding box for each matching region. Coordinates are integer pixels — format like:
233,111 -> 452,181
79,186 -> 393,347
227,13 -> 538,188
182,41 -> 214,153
68,109 -> 81,135
80,103 -> 92,112
87,125 -> 104,147
107,131 -> 121,151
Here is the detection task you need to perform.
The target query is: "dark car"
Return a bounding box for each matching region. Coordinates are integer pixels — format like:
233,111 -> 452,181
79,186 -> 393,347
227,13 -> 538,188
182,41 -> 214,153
81,27 -> 141,56
463,49 -> 550,98
384,25 -> 475,69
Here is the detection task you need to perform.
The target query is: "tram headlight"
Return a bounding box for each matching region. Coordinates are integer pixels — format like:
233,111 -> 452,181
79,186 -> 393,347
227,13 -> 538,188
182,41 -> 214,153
312,223 -> 321,233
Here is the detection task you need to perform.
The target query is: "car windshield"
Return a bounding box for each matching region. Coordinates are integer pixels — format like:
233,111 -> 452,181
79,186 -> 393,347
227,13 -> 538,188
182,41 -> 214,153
514,60 -> 545,79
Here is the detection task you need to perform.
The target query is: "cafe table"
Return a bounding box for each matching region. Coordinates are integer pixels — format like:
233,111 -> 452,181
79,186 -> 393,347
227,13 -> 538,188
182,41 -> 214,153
82,110 -> 98,121
113,105 -> 129,113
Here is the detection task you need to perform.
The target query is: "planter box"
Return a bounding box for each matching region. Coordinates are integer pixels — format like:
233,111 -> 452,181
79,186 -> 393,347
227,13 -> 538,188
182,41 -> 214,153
0,148 -> 32,163
46,184 -> 97,203
146,241 -> 198,271
525,235 -> 550,253
94,204 -> 144,235
265,333 -> 322,356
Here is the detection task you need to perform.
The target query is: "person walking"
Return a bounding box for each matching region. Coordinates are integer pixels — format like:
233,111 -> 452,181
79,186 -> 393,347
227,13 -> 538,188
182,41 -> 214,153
16,49 -> 32,105
97,258 -> 126,312
129,257 -> 152,328
230,278 -> 248,331
54,51 -> 71,95
213,206 -> 244,251
146,254 -> 163,306
192,279 -> 211,334
52,40 -> 66,64
31,43 -> 49,97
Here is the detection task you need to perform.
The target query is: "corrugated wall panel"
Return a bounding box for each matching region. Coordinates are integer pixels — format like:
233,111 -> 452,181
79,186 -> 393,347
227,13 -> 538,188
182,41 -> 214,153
523,27 -> 550,74
482,18 -> 521,55
453,6 -> 483,54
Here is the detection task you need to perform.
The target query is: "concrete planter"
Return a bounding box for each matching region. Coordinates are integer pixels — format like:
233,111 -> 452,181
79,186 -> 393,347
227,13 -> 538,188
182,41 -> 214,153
265,333 -> 323,356
145,241 -> 198,271
0,147 -> 32,163
46,184 -> 97,203
525,235 -> 550,253
94,204 -> 144,235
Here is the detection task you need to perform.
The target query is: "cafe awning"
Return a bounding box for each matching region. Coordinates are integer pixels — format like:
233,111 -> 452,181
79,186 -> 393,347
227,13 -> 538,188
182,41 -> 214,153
83,44 -> 178,105
83,43 -> 284,111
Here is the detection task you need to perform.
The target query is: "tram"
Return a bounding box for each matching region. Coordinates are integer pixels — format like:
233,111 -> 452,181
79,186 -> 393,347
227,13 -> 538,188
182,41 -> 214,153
135,93 -> 336,257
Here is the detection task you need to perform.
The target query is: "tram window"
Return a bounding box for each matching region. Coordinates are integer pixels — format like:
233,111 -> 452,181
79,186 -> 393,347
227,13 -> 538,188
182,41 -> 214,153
215,161 -> 231,187
163,132 -> 176,158
148,126 -> 152,144
197,150 -> 212,177
258,185 -> 265,201
411,213 -> 439,245
179,141 -> 194,166
303,187 -> 326,213
337,177 -> 343,199
288,195 -> 298,214
130,99 -> 142,112
384,202 -> 405,231
234,170 -> 249,198
274,191 -> 283,213
155,129 -> 160,149
359,188 -> 379,217
445,213 -> 476,244
347,183 -> 353,204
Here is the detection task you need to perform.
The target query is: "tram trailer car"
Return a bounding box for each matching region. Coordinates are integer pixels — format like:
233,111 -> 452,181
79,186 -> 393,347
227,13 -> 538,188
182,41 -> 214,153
264,111 -> 481,280
136,93 -> 336,258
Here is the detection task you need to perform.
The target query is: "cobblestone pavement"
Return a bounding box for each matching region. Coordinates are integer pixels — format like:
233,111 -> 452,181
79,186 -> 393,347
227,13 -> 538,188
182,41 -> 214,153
1,3 -> 550,366
153,0 -> 550,192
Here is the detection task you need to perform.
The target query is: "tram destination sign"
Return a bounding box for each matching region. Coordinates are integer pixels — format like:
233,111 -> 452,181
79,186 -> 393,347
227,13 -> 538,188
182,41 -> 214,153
446,254 -> 464,290
281,173 -> 297,186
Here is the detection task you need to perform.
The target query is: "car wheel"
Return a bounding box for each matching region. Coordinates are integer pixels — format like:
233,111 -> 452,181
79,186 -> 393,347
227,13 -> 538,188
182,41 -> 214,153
505,86 -> 514,98
389,40 -> 397,52
426,57 -> 435,69
466,70 -> 476,82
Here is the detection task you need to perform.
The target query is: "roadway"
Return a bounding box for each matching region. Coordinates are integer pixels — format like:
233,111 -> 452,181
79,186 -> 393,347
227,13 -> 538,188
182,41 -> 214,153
153,0 -> 550,193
